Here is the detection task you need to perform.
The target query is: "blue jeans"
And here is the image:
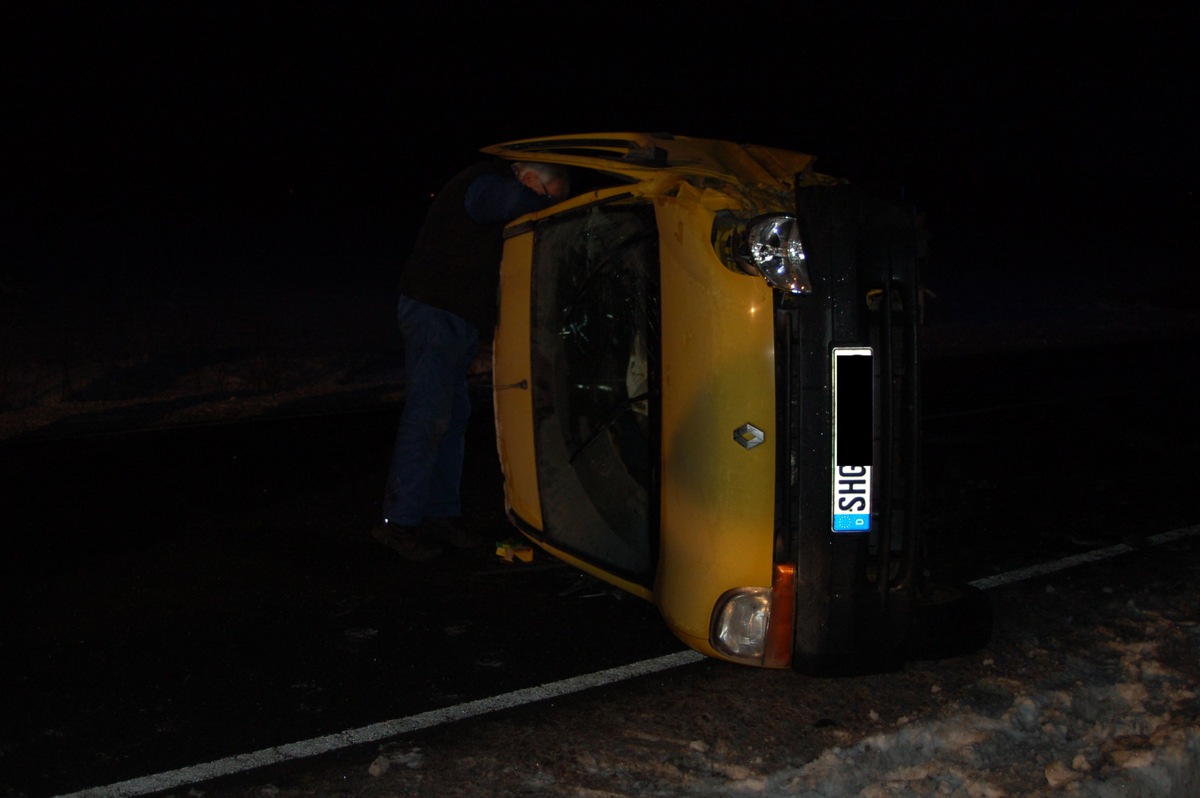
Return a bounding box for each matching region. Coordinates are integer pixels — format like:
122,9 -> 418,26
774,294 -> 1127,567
383,296 -> 479,526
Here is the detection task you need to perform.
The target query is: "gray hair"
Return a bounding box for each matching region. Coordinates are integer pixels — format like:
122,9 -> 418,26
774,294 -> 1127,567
512,161 -> 569,183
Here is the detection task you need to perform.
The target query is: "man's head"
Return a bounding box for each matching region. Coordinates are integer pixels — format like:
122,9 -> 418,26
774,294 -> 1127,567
513,161 -> 570,202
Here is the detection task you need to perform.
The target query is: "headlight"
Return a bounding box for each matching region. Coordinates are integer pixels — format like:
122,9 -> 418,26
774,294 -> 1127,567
710,565 -> 796,667
743,215 -> 811,294
714,213 -> 812,294
711,588 -> 771,661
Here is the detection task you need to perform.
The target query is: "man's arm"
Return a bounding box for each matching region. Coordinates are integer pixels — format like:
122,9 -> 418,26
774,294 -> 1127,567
464,174 -> 556,224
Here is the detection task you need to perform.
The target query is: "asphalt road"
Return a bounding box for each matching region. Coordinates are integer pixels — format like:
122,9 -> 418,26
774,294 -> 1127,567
1,335 -> 1197,797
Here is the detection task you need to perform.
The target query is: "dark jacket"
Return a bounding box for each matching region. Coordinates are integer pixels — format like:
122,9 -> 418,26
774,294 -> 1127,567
397,160 -> 554,337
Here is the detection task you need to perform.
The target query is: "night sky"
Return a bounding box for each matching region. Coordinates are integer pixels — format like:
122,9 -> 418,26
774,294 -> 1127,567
4,2 -> 1196,305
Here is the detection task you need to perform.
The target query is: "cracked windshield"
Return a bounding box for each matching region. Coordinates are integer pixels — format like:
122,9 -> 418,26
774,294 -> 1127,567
530,203 -> 661,583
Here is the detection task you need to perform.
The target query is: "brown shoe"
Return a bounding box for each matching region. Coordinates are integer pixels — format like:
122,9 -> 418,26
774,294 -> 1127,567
370,523 -> 442,562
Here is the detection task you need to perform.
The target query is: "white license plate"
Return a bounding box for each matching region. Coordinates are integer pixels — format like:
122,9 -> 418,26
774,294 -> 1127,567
832,347 -> 872,532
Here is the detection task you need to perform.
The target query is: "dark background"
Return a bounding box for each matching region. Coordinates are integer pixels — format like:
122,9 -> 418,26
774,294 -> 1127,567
2,7 -> 1198,793
3,2 -> 1197,368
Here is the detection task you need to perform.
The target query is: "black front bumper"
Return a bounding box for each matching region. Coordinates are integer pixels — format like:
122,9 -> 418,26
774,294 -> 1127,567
776,183 -> 924,675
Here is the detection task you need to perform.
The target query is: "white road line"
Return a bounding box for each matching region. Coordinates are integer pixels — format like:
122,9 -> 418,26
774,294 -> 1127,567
968,524 -> 1199,590
52,650 -> 706,798
56,523 -> 1199,798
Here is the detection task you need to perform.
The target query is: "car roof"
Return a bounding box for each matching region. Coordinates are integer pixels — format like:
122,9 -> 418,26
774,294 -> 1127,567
481,132 -> 817,188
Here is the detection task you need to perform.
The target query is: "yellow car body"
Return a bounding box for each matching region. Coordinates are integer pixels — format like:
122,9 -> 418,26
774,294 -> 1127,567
488,133 -> 934,671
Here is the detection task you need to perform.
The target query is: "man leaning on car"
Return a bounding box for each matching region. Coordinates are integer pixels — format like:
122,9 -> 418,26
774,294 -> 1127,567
373,158 -> 569,562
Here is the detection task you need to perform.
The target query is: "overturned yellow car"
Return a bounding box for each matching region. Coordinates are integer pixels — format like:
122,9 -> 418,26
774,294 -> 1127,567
489,133 -> 986,673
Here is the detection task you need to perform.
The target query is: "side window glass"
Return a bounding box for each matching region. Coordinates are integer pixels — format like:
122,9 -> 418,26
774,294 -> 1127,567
529,204 -> 661,584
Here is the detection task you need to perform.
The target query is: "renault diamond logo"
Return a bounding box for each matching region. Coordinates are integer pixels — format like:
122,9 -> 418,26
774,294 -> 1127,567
734,423 -> 764,450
